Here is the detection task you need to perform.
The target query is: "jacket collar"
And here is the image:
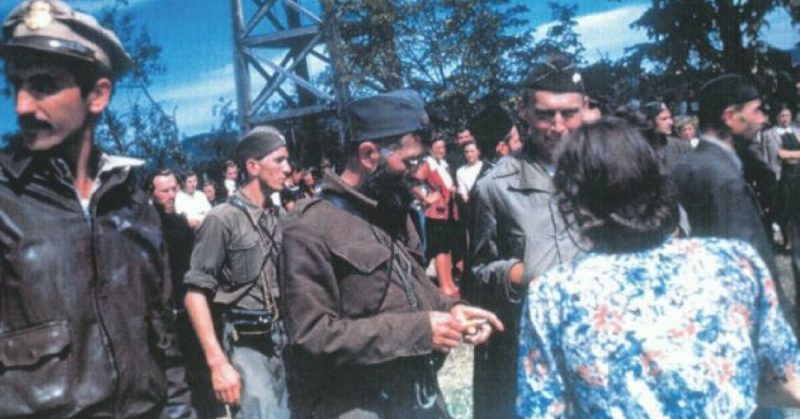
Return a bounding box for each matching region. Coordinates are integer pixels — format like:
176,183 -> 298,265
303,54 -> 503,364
511,155 -> 555,192
321,169 -> 379,210
0,144 -> 144,182
699,135 -> 742,172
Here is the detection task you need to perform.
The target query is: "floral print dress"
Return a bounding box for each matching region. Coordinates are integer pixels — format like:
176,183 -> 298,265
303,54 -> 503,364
517,237 -> 800,418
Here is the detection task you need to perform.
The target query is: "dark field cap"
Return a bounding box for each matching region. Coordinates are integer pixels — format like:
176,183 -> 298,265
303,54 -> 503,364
469,105 -> 513,145
1,0 -> 132,79
348,89 -> 429,142
522,54 -> 584,94
699,74 -> 759,119
235,126 -> 286,166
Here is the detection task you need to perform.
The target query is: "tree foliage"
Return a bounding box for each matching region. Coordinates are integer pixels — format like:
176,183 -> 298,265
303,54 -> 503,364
333,0 -> 535,130
95,4 -> 187,169
625,0 -> 798,108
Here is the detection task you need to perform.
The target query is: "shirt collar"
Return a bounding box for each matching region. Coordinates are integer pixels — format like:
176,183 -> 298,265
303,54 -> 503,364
231,189 -> 274,222
0,145 -> 143,182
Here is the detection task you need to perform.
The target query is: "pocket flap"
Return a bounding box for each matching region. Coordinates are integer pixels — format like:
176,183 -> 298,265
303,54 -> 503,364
0,320 -> 70,368
330,244 -> 391,274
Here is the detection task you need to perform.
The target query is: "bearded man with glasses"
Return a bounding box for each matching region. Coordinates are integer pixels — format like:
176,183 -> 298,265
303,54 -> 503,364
280,90 -> 502,418
469,54 -> 588,419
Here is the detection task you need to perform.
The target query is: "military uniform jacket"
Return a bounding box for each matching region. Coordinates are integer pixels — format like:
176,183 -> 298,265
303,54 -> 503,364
280,171 -> 457,417
184,190 -> 282,310
0,147 -> 192,418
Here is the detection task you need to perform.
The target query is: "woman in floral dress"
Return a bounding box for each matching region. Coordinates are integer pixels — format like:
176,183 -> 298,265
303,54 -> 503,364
517,118 -> 800,418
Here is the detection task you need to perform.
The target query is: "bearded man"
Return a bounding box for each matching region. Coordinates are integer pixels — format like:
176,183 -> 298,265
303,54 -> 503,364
280,90 -> 502,418
469,55 -> 588,419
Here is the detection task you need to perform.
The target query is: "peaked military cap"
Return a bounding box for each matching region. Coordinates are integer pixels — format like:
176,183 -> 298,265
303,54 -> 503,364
1,0 -> 132,79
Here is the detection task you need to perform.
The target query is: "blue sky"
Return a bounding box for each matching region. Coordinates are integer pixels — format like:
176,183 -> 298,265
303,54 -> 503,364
0,0 -> 797,137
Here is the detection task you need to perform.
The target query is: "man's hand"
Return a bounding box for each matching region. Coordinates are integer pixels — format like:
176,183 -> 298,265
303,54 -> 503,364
210,359 -> 241,405
429,311 -> 465,353
451,305 -> 504,345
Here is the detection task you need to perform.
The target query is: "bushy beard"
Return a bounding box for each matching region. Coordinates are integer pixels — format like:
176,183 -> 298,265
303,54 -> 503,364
525,129 -> 565,164
360,163 -> 414,238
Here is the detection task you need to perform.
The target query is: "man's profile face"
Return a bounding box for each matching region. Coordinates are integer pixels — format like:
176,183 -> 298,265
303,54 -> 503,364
184,175 -> 198,194
727,99 -> 766,140
253,146 -> 291,192
152,174 -> 179,214
6,57 -> 90,151
653,109 -> 673,136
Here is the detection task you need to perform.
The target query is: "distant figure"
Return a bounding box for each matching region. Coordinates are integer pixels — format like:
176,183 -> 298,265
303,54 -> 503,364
641,101 -> 691,172
518,117 -> 800,418
203,180 -> 223,206
674,115 -> 700,148
222,159 -> 239,200
469,104 -> 523,163
176,170 -> 212,228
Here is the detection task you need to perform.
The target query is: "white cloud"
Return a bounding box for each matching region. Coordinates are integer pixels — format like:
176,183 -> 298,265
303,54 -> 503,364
147,64 -> 237,135
533,4 -> 650,62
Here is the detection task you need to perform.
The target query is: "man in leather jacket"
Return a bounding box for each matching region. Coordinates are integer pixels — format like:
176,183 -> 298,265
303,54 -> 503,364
0,1 -> 193,417
280,90 -> 503,418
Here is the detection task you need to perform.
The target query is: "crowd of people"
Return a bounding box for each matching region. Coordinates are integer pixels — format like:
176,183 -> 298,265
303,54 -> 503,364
4,1 -> 800,419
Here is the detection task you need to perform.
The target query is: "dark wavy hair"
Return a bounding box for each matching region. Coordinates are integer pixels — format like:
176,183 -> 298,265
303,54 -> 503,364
554,117 -> 678,252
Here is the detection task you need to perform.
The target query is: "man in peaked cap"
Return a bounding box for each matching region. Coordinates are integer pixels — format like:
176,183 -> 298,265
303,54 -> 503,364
469,54 -> 588,419
0,1 -> 194,417
279,90 -> 502,418
184,126 -> 292,418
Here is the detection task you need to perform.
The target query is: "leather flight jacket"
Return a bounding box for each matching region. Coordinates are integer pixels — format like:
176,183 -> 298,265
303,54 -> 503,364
0,147 -> 193,418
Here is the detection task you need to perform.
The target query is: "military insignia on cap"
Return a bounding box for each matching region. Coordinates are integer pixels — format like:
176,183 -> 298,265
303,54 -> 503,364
24,1 -> 53,31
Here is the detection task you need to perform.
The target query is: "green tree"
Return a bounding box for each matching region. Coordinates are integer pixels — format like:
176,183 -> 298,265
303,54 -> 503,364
332,0 -> 534,131
95,3 -> 187,169
628,0 -> 797,103
528,2 -> 585,65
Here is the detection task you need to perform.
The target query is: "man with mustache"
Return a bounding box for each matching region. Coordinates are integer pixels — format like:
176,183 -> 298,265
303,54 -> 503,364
0,1 -> 193,417
184,126 -> 292,418
469,54 -> 587,419
280,90 -> 502,418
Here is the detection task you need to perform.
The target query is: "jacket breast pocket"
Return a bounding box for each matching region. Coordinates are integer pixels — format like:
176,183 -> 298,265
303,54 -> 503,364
0,320 -> 73,417
228,237 -> 262,286
330,245 -> 392,318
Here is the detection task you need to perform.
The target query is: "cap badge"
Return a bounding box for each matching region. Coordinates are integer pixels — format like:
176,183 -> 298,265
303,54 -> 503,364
24,1 -> 53,31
